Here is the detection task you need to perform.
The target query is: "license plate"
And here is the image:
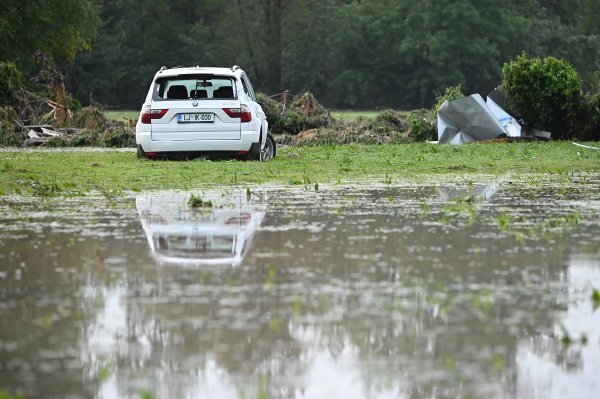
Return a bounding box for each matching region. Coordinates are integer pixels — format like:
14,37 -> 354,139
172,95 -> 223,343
177,113 -> 214,123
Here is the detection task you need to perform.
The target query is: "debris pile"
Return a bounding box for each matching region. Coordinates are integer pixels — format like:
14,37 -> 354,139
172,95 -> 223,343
0,104 -> 134,148
23,125 -> 62,146
257,91 -> 332,135
258,90 -> 440,146
276,108 -> 435,146
436,89 -> 551,144
0,58 -> 134,148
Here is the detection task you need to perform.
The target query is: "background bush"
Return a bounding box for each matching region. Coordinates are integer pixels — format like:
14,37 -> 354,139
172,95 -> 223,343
0,62 -> 25,107
502,54 -> 584,139
432,85 -> 465,120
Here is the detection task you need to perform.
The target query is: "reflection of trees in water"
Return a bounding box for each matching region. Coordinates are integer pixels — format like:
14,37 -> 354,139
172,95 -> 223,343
101,263 -> 306,398
2,184 -> 597,398
516,253 -> 600,399
0,229 -> 138,399
252,189 -> 576,397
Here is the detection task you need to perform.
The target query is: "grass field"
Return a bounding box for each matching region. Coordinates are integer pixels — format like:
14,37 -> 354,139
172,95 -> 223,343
105,109 -> 385,122
104,109 -> 140,122
1,142 -> 599,196
330,110 -> 381,121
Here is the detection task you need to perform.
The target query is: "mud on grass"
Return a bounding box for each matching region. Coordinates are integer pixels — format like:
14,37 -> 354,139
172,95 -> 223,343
0,141 -> 599,196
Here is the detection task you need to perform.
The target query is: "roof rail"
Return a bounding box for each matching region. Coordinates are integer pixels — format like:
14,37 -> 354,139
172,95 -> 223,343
159,66 -> 168,72
232,65 -> 241,71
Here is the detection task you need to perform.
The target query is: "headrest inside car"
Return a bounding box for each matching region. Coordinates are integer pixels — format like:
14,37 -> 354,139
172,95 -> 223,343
167,85 -> 189,99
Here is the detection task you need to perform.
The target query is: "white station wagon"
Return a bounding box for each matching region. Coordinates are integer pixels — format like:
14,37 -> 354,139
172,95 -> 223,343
135,65 -> 275,161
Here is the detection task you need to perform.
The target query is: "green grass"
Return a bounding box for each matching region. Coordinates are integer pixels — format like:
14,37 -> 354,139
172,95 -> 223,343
330,110 -> 382,121
0,142 -> 598,196
104,109 -> 139,122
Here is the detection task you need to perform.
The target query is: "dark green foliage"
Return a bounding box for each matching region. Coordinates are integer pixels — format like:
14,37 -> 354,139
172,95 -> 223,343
432,85 -> 465,118
407,109 -> 436,142
576,92 -> 600,140
0,106 -> 24,146
0,0 -> 100,72
256,92 -> 284,131
0,62 -> 25,106
515,1 -> 600,88
278,111 -> 302,134
502,54 -> 584,139
580,0 -> 600,35
44,0 -> 600,110
69,0 -> 218,108
3,0 -> 599,130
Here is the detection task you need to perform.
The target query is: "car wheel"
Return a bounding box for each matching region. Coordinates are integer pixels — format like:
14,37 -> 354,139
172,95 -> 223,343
260,133 -> 276,161
247,141 -> 261,161
136,145 -> 148,159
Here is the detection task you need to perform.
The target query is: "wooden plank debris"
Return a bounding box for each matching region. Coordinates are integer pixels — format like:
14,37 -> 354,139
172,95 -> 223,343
41,127 -> 61,137
22,126 -> 64,146
27,130 -> 40,139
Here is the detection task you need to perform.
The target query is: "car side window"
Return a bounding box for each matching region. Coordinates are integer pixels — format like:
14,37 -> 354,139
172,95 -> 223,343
241,78 -> 249,96
242,75 -> 256,102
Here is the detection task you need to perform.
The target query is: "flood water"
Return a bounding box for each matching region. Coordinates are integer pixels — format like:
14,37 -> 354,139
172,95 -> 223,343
1,176 -> 599,399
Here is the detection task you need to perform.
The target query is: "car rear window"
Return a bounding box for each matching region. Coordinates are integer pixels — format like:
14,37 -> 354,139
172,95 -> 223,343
153,75 -> 237,100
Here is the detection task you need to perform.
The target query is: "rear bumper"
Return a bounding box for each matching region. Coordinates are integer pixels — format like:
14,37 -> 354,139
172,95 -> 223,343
136,130 -> 259,153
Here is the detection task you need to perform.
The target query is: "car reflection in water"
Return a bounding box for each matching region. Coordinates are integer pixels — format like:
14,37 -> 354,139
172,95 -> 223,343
136,191 -> 265,266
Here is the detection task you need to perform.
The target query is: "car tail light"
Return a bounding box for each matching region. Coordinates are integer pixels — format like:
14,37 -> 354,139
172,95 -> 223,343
141,106 -> 168,124
223,104 -> 252,122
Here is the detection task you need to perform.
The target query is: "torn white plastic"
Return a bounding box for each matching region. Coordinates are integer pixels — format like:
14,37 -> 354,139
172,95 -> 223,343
573,142 -> 600,150
485,97 -> 522,137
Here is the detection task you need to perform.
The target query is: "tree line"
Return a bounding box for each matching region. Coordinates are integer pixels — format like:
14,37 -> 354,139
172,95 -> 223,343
1,0 -> 599,110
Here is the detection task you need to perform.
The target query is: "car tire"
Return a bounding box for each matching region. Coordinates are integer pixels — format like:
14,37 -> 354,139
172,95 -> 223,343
261,133 -> 276,161
247,141 -> 261,161
136,145 -> 148,159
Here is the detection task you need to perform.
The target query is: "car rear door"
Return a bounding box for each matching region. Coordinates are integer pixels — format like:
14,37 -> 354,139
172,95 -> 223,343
241,74 -> 268,137
150,75 -> 241,141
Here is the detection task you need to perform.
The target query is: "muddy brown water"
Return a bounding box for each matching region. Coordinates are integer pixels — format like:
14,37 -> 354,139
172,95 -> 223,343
1,177 -> 599,399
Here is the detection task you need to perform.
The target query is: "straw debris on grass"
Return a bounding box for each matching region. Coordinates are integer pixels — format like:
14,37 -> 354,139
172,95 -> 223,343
73,105 -> 111,131
273,107 -> 435,146
44,124 -> 135,148
406,109 -> 436,142
0,98 -> 134,148
257,91 -> 332,135
257,90 -> 437,146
